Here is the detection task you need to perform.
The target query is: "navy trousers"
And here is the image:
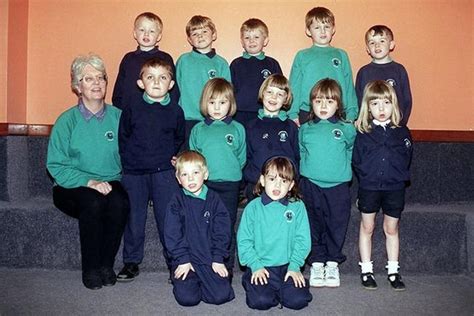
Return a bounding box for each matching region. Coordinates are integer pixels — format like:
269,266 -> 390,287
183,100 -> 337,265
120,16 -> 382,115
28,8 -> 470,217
300,177 -> 351,264
121,169 -> 179,266
206,180 -> 240,271
172,264 -> 235,306
242,265 -> 312,310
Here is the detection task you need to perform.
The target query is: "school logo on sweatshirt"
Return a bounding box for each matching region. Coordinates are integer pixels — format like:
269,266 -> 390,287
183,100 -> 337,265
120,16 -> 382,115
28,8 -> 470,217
208,69 -> 217,79
225,134 -> 234,145
386,79 -> 396,87
332,58 -> 341,68
332,128 -> 343,140
104,131 -> 115,141
284,210 -> 294,223
203,210 -> 210,223
404,138 -> 412,148
261,69 -> 272,79
278,130 -> 288,142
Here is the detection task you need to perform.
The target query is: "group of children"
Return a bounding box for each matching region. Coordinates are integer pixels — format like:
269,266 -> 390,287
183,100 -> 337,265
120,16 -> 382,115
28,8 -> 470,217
111,6 -> 413,311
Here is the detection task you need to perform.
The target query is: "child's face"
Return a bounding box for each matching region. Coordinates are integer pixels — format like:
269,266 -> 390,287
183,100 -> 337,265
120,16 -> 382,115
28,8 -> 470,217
207,94 -> 230,120
241,29 -> 268,56
306,19 -> 335,47
187,26 -> 216,53
262,86 -> 287,116
312,95 -> 338,120
77,64 -> 107,103
176,162 -> 208,196
137,66 -> 175,102
366,32 -> 394,63
259,167 -> 294,201
134,17 -> 162,51
369,98 -> 393,122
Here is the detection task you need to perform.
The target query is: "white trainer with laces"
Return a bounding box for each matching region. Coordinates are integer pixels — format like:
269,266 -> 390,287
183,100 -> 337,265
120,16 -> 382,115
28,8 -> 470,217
325,261 -> 340,287
309,262 -> 325,287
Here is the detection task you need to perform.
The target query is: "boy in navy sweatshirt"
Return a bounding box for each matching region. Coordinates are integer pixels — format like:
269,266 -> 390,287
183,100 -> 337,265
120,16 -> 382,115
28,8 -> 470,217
117,58 -> 185,281
112,12 -> 179,110
164,150 -> 235,306
230,18 -> 282,127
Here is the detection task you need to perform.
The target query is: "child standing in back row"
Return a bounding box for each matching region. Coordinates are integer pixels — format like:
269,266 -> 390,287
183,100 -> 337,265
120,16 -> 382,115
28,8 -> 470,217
112,12 -> 178,110
288,7 -> 358,126
189,78 -> 246,275
299,78 -> 356,288
355,25 -> 412,125
176,15 -> 231,148
353,80 -> 412,291
230,18 -> 283,127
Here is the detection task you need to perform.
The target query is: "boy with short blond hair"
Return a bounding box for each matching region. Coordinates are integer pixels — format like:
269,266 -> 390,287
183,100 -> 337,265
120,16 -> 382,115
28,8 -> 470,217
355,25 -> 412,125
112,12 -> 178,110
117,58 -> 185,282
288,7 -> 358,126
176,15 -> 231,148
164,150 -> 235,306
230,18 -> 283,127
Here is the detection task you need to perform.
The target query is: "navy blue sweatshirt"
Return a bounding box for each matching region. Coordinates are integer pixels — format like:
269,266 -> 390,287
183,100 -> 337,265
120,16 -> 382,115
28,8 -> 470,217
164,186 -> 231,266
230,53 -> 282,113
118,94 -> 185,175
112,47 -> 180,110
352,124 -> 413,191
244,110 -> 300,184
355,61 -> 412,126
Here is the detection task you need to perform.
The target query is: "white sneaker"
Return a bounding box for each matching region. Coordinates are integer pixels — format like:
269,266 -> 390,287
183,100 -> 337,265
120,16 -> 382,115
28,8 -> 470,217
325,261 -> 340,287
310,263 -> 325,287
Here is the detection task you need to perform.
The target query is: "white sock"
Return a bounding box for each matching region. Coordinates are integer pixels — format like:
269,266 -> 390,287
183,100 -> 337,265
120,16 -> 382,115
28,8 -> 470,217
359,261 -> 373,274
386,261 -> 400,275
312,262 -> 324,268
326,261 -> 338,268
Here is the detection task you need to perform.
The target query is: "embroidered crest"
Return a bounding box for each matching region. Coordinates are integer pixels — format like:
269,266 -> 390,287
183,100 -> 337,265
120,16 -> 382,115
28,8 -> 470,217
104,131 -> 115,141
284,210 -> 294,223
261,69 -> 272,79
332,128 -> 343,139
262,133 -> 269,139
332,58 -> 341,68
203,210 -> 210,223
386,79 -> 396,87
278,130 -> 288,142
208,69 -> 217,79
225,134 -> 234,145
404,138 -> 411,148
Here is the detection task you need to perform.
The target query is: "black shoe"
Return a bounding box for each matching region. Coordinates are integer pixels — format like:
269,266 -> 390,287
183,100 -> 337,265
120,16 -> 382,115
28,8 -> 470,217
117,263 -> 139,282
361,272 -> 377,290
388,273 -> 406,291
82,270 -> 102,290
101,267 -> 117,286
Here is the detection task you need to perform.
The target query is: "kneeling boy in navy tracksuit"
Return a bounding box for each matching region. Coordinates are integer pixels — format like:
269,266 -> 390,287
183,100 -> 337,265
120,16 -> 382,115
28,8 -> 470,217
164,150 -> 235,306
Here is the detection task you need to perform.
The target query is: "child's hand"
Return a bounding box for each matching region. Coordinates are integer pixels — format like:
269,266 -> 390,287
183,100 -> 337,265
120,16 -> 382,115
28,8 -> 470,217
87,180 -> 112,195
211,262 -> 228,277
292,118 -> 301,127
251,268 -> 269,285
284,270 -> 306,288
174,262 -> 194,280
171,156 -> 177,167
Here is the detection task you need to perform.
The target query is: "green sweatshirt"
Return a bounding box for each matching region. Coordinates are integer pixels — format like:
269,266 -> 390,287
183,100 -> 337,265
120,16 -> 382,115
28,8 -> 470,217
189,118 -> 246,181
288,45 -> 358,121
299,119 -> 356,188
176,50 -> 231,120
237,197 -> 311,272
47,105 -> 122,188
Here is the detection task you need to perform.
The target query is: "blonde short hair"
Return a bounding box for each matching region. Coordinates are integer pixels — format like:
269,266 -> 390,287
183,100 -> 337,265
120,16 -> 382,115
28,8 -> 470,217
200,78 -> 237,117
305,7 -> 335,28
258,74 -> 293,111
356,80 -> 402,133
175,150 -> 208,175
70,53 -> 107,96
240,18 -> 269,38
134,12 -> 163,32
365,25 -> 394,43
186,15 -> 216,37
308,78 -> 344,121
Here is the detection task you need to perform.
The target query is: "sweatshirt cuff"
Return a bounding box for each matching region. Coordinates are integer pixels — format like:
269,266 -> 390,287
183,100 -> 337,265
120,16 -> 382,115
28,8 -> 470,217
288,262 -> 301,272
250,262 -> 265,273
176,255 -> 191,265
212,255 -> 224,263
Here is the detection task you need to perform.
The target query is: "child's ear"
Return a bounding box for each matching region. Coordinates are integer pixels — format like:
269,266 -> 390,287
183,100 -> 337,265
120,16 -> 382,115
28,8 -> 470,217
263,36 -> 269,47
305,28 -> 312,37
389,40 -> 396,51
331,25 -> 336,36
204,170 -> 209,181
259,175 -> 265,187
156,33 -> 163,43
137,79 -> 145,90
168,80 -> 175,90
175,173 -> 182,185
212,31 -> 217,41
289,180 -> 295,192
